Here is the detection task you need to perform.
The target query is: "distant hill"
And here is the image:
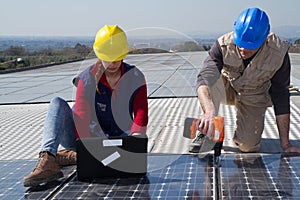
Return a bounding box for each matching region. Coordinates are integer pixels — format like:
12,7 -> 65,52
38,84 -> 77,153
189,25 -> 300,44
0,36 -> 94,51
1,25 -> 300,52
271,25 -> 300,42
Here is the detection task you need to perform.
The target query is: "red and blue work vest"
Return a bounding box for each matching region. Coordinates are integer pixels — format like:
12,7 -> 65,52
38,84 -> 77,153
74,62 -> 145,136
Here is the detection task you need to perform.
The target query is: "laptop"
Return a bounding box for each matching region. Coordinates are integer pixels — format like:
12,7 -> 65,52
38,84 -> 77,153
76,135 -> 148,181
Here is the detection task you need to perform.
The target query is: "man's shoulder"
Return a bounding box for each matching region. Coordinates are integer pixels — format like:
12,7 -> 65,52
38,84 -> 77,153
266,33 -> 290,51
217,32 -> 234,46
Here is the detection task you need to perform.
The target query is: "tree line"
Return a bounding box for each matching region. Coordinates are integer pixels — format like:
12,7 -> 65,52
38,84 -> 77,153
0,41 -> 209,71
0,43 -> 92,70
1,38 -> 300,71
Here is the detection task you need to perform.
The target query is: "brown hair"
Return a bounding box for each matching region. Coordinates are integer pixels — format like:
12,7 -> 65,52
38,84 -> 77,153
94,60 -> 105,94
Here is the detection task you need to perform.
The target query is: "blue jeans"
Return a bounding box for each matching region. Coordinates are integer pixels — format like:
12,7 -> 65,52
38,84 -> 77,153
41,97 -> 76,156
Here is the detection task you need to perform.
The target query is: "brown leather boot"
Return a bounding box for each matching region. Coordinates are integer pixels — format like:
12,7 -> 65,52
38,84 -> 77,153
56,149 -> 77,166
23,152 -> 63,187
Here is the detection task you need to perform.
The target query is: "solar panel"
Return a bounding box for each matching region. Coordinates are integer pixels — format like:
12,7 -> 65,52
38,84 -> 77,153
52,154 -> 214,199
1,154 -> 300,199
0,160 -> 75,200
220,153 -> 300,199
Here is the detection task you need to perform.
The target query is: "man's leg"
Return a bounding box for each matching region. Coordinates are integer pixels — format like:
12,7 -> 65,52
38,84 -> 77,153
233,102 -> 267,152
210,77 -> 228,113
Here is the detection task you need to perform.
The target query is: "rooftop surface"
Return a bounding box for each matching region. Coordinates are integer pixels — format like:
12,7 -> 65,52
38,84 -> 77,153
1,51 -> 300,199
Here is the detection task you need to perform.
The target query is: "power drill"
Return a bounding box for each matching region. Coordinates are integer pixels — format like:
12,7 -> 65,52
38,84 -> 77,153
212,116 -> 224,158
214,141 -> 223,157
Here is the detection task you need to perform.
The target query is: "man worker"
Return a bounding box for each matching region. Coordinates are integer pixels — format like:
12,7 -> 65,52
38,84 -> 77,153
192,7 -> 300,153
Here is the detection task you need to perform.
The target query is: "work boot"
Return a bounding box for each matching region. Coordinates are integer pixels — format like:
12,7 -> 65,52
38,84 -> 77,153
23,152 -> 63,187
56,149 -> 77,166
189,133 -> 215,153
189,133 -> 206,153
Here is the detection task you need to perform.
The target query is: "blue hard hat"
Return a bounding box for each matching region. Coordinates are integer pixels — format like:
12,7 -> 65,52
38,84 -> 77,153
233,8 -> 270,50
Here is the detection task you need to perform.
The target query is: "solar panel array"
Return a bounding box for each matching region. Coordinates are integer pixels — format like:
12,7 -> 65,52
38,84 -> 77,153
221,154 -> 300,199
1,52 -> 300,199
2,153 -> 299,199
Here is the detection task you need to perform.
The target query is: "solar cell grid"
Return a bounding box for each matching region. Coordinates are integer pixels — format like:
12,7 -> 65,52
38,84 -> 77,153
52,154 -> 214,199
0,160 -> 76,200
1,52 -> 300,199
221,154 -> 300,199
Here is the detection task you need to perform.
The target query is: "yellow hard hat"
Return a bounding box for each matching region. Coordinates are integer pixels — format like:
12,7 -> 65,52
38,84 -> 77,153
93,25 -> 129,62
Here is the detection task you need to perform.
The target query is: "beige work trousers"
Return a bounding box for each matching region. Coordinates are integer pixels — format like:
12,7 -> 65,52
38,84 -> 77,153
210,77 -> 267,152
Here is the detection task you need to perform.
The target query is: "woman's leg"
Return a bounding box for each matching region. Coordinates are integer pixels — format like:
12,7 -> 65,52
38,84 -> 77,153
24,97 -> 75,187
41,97 -> 76,156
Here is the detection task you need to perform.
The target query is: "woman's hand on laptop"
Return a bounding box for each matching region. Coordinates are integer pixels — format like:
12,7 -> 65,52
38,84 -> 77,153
132,132 -> 148,138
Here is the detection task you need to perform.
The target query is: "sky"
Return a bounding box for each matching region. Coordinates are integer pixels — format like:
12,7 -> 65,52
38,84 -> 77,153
1,0 -> 300,37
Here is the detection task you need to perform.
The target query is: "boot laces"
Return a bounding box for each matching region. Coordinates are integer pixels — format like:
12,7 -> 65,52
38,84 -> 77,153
34,152 -> 48,171
192,133 -> 205,144
56,150 -> 76,165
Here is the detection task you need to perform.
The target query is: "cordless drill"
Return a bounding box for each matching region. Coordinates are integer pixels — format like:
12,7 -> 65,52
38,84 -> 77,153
212,116 -> 224,158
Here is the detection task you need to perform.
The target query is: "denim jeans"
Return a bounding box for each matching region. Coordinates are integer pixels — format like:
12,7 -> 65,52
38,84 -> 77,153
41,97 -> 76,156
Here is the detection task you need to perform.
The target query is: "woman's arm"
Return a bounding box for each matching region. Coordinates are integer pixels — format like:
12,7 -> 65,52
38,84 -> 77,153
130,83 -> 148,135
73,79 -> 91,138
